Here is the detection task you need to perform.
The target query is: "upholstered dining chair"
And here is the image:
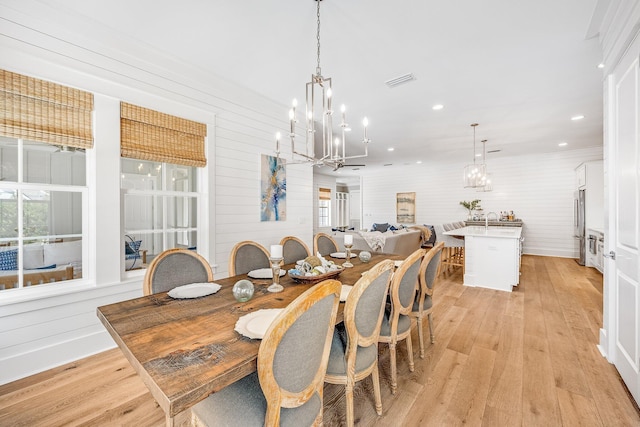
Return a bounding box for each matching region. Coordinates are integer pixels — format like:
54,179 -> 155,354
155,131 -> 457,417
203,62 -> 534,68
280,236 -> 311,265
324,259 -> 394,427
410,241 -> 444,358
142,248 -> 214,296
191,279 -> 341,427
378,248 -> 425,394
313,232 -> 339,256
228,240 -> 271,276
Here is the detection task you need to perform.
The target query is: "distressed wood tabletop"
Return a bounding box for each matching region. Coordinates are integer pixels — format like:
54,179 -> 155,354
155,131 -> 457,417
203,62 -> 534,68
96,251 -> 402,426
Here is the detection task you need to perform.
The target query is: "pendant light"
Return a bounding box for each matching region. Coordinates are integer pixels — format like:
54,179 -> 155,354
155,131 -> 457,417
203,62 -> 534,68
463,123 -> 486,188
477,139 -> 493,192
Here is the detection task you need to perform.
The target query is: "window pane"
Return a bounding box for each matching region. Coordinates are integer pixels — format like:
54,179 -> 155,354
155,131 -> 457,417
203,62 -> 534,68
21,141 -> 86,186
124,232 -> 160,269
0,137 -> 18,182
124,194 -> 163,230
121,159 -> 162,191
0,190 -> 18,238
166,164 -> 197,192
167,196 -> 197,229
0,240 -> 19,290
166,230 -> 197,250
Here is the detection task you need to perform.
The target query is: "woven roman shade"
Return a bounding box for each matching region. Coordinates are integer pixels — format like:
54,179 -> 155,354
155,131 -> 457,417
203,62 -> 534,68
120,102 -> 207,167
0,69 -> 94,149
319,187 -> 331,200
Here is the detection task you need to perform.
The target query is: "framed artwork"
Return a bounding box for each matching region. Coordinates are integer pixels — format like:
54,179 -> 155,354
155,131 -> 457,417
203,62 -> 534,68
260,154 -> 286,221
396,192 -> 415,223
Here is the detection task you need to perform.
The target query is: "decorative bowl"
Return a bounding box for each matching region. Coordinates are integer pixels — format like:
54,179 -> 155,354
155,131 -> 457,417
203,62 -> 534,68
288,268 -> 343,284
358,251 -> 372,263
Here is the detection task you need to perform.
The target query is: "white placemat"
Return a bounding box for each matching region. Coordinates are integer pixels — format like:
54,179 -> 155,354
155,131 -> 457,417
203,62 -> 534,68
235,308 -> 284,339
167,283 -> 221,299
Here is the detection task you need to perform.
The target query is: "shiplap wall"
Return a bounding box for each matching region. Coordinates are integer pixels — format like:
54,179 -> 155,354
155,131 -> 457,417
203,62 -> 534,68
0,3 -> 313,384
360,146 -> 603,258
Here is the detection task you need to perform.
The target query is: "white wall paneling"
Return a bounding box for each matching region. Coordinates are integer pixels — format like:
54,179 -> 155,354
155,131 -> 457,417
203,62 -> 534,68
359,147 -> 603,258
0,7 -> 314,384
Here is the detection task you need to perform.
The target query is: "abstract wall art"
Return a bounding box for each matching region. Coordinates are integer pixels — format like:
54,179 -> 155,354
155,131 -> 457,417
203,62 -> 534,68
260,154 -> 286,221
396,191 -> 415,223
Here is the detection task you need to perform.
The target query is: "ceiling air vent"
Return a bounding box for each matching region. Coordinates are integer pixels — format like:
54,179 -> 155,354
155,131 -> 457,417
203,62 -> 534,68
385,73 -> 415,88
487,149 -> 501,154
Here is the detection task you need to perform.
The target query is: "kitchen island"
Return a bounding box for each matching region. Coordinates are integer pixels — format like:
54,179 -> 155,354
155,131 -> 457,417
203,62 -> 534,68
443,226 -> 522,292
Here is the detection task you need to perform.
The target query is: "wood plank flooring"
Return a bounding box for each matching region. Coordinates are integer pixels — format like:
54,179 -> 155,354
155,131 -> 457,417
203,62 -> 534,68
1,255 -> 638,426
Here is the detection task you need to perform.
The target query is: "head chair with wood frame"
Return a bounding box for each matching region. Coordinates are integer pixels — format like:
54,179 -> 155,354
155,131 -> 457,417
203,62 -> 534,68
324,259 -> 394,427
410,241 -> 444,358
228,240 -> 270,276
142,248 -> 213,296
191,279 -> 341,427
313,232 -> 339,257
378,248 -> 426,394
280,236 -> 311,265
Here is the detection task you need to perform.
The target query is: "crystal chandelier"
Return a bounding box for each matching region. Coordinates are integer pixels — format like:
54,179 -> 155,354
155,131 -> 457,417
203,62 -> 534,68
476,139 -> 493,192
275,0 -> 370,170
463,123 -> 486,188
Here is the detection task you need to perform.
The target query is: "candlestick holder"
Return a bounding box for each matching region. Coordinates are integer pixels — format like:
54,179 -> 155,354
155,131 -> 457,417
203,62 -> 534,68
343,244 -> 354,268
267,256 -> 284,292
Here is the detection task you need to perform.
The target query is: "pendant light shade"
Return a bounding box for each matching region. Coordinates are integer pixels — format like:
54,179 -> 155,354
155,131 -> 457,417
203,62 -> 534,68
476,139 -> 493,192
463,123 -> 486,188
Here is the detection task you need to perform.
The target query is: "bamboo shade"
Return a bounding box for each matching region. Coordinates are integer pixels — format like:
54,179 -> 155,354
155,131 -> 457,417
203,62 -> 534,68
0,69 -> 94,149
319,187 -> 332,200
120,102 -> 207,167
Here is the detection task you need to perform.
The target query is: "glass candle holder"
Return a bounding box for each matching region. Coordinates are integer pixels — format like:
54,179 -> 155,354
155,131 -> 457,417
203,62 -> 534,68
343,244 -> 354,268
232,279 -> 254,302
267,256 -> 284,292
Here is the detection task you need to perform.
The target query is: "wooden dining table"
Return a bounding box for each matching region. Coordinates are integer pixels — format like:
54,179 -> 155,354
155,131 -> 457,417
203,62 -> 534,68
96,251 -> 402,426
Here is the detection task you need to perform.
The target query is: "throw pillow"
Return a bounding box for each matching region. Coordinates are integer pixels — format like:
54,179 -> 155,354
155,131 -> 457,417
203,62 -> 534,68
423,224 -> 437,246
371,223 -> 390,232
0,248 -> 18,271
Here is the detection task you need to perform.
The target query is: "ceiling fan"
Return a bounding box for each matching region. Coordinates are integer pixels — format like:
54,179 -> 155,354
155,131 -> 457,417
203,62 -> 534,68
332,162 -> 367,171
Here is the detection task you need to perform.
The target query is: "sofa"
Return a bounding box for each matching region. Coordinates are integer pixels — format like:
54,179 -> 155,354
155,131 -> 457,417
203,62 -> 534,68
333,229 -> 423,257
0,240 -> 82,289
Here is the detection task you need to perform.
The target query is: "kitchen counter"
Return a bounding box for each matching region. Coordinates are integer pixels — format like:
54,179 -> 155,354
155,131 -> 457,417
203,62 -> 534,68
443,226 -> 522,292
464,220 -> 523,227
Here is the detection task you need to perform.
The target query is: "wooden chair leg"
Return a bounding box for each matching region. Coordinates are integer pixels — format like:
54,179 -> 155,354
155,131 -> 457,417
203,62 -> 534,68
389,342 -> 398,394
371,362 -> 383,416
406,335 -> 415,372
428,312 -> 435,344
345,381 -> 355,427
417,316 -> 425,358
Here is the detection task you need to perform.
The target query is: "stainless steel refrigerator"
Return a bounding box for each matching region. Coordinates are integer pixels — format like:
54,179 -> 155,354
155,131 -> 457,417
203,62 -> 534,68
574,189 -> 585,265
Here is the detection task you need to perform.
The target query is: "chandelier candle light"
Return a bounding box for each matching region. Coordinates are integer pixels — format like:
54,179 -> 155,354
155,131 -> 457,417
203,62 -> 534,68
276,0 -> 370,170
477,139 -> 492,192
463,123 -> 486,188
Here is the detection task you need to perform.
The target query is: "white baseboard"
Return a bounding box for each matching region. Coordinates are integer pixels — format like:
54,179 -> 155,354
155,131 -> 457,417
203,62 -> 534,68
0,329 -> 115,386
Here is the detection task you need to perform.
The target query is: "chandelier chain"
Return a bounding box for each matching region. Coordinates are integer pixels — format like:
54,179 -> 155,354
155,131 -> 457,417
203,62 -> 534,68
316,0 -> 322,76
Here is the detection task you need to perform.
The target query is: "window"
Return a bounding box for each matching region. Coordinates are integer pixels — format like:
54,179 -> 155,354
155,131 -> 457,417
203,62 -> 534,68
119,102 -> 207,271
0,137 -> 86,290
0,69 -> 92,292
318,187 -> 331,228
121,159 -> 198,270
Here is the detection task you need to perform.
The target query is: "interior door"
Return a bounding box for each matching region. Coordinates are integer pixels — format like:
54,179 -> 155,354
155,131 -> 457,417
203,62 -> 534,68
608,35 -> 640,404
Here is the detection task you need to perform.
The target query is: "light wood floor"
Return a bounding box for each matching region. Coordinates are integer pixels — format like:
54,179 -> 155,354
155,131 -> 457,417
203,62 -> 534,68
1,255 -> 638,426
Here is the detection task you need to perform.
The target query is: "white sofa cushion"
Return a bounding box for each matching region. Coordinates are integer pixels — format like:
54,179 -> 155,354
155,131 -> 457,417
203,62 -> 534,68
44,240 -> 82,266
24,244 -> 46,269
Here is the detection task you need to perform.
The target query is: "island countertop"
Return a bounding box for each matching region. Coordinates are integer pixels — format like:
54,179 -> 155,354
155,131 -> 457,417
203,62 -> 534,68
444,226 -> 522,239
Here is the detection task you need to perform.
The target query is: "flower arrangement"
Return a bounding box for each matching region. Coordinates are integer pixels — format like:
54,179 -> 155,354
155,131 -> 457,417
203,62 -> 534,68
460,199 -> 481,217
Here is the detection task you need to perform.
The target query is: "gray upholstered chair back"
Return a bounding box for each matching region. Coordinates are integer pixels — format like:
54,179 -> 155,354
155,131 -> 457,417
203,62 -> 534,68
397,257 -> 421,309
281,237 -> 311,265
230,241 -> 270,276
144,249 -> 213,295
272,294 -> 336,392
424,246 -> 443,289
354,268 -> 393,339
314,233 -> 338,256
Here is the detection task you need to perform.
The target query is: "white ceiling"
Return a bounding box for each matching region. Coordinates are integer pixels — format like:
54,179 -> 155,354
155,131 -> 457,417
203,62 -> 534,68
5,0 -> 603,176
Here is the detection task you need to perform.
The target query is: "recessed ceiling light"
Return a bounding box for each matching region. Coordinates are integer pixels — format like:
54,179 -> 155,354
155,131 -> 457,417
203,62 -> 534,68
597,63 -> 605,69
432,104 -> 444,110
387,147 -> 394,151
558,142 -> 568,147
571,115 -> 585,121
416,160 -> 422,164
475,153 -> 482,157
344,127 -> 352,132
